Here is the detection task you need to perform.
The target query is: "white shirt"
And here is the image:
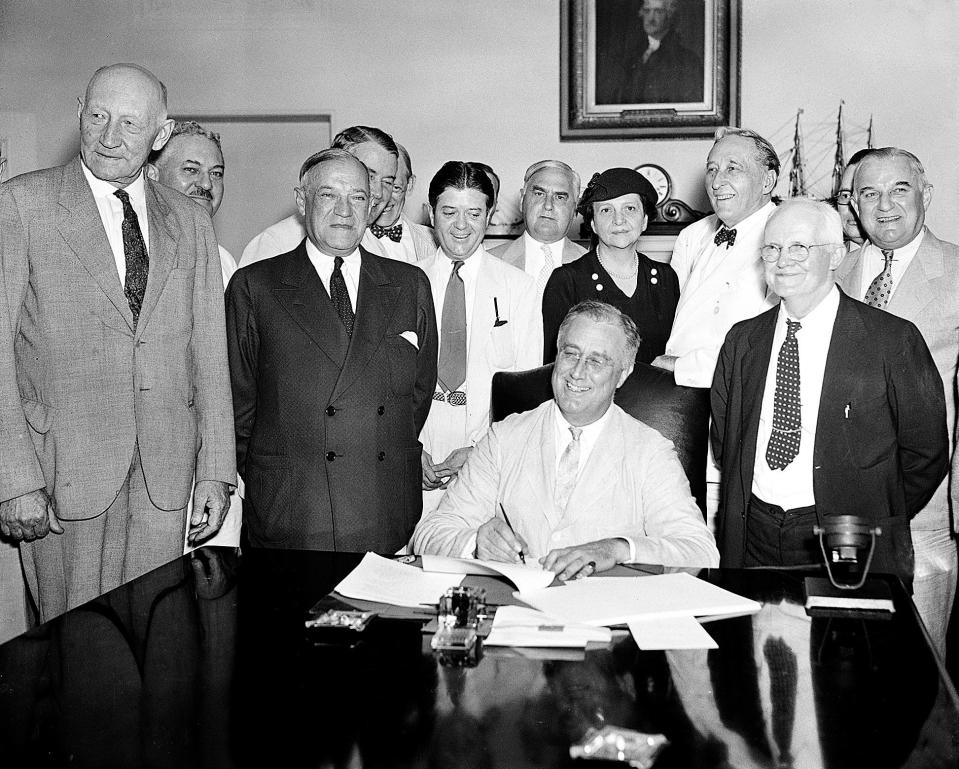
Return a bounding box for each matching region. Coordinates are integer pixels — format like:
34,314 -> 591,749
522,231 -> 566,279
373,214 -> 419,264
432,246 -> 483,359
218,244 -> 237,291
752,286 -> 840,509
852,230 -> 924,302
551,401 -> 636,561
81,161 -> 150,285
305,238 -> 360,311
666,201 -> 777,388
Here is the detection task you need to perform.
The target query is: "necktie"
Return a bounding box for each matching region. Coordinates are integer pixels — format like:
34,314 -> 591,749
714,226 -> 737,247
437,260 -> 467,393
763,636 -> 798,769
113,189 -> 149,328
555,426 -> 583,512
370,222 -> 403,242
534,243 -> 555,297
864,249 -> 895,309
766,319 -> 802,470
330,256 -> 355,335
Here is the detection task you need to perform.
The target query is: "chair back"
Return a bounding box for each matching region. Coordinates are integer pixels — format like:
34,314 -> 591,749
490,362 -> 709,515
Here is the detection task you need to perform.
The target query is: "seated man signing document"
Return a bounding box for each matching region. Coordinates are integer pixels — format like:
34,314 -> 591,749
412,300 -> 718,579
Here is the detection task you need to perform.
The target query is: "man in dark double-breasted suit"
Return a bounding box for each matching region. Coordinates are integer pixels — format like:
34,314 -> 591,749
711,199 -> 947,585
227,148 -> 437,551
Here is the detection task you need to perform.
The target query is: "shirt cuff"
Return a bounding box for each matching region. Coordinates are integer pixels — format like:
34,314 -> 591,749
617,536 -> 637,563
461,533 -> 478,560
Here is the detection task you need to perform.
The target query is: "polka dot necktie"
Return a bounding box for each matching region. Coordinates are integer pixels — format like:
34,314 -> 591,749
864,249 -> 895,309
766,319 -> 802,471
330,256 -> 355,335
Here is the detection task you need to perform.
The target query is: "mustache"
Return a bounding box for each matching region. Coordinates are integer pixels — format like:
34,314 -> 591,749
190,188 -> 213,200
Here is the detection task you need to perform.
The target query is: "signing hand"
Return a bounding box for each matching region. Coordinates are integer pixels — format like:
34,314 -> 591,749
540,538 -> 629,581
651,354 -> 677,372
476,517 -> 528,563
188,480 -> 231,544
0,488 -> 62,542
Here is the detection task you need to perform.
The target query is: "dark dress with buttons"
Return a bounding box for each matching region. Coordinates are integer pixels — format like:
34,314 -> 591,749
542,248 -> 679,365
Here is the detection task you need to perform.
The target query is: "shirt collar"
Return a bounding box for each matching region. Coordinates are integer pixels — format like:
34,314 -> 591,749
523,230 -> 564,252
80,159 -> 146,205
865,227 -> 925,260
719,200 -> 776,234
305,237 -> 361,266
780,283 -> 840,328
441,245 -> 485,281
553,399 -> 614,441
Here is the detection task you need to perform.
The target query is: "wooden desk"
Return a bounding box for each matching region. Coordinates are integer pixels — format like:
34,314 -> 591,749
1,548 -> 957,768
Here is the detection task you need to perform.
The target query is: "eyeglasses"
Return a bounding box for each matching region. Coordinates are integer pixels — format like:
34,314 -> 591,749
558,349 -> 615,374
760,243 -> 839,263
836,190 -> 853,205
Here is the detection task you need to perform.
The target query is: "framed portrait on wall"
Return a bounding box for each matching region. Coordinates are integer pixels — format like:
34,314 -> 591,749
561,0 -> 740,140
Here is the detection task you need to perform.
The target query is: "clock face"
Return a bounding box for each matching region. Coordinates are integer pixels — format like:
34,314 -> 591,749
636,164 -> 671,206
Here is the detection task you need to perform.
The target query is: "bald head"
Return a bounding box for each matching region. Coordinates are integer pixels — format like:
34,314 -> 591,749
79,63 -> 174,188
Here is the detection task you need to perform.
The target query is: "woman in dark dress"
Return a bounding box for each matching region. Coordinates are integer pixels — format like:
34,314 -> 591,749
542,167 -> 679,364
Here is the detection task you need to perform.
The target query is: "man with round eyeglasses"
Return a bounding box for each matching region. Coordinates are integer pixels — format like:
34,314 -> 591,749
711,198 -> 947,585
412,299 -> 718,580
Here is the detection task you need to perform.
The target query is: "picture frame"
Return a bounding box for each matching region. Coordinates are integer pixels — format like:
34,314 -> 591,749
560,0 -> 740,140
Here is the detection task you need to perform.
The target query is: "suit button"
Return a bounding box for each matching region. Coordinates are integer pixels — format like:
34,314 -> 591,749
377,451 -> 386,461
326,452 -> 336,462
377,406 -> 385,415
326,406 -> 336,416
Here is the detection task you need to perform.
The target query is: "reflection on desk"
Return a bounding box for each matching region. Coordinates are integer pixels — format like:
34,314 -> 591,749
0,547 -> 957,768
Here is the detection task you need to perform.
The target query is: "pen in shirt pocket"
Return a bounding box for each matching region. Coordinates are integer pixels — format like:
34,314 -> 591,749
844,402 -> 851,419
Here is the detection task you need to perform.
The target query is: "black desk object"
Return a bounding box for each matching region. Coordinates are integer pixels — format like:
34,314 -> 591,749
1,548 -> 957,768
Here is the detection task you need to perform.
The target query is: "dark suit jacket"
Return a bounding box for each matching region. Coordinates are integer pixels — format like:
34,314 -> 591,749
226,242 -> 437,551
623,31 -> 703,104
0,157 -> 235,518
710,290 -> 948,581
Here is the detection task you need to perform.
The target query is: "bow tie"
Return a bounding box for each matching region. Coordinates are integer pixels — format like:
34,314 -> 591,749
370,223 -> 403,242
714,226 -> 737,247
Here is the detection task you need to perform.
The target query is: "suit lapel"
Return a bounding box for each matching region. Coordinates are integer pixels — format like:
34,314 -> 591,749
525,404 -> 560,528
273,243 -> 350,366
835,246 -> 864,296
332,248 -> 399,402
467,251 -> 498,374
501,237 -> 525,271
738,307 -> 777,493
136,180 -> 178,335
563,408 -> 621,518
56,158 -> 134,330
888,229 -> 942,319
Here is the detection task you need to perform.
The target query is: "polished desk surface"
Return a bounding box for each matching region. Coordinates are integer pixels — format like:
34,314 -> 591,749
1,547 -> 957,769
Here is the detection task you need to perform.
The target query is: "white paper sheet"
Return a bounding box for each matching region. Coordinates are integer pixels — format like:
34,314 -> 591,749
515,572 -> 761,627
484,605 -> 612,648
420,554 -> 556,593
334,552 -> 463,607
627,616 -> 718,650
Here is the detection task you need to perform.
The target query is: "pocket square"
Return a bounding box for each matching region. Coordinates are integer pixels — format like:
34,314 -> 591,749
399,331 -> 419,350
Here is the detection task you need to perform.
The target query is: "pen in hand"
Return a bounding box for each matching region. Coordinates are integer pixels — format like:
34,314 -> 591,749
498,503 -> 526,564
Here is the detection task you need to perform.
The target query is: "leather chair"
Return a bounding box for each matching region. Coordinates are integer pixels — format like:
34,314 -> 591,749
490,362 -> 710,516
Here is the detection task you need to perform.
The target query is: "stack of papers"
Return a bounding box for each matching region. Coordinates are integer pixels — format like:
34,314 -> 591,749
484,605 -> 612,648
516,572 -> 761,650
420,554 -> 556,592
334,552 -> 463,607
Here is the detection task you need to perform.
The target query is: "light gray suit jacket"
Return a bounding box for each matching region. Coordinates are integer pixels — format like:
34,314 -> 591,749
836,227 -> 959,532
488,233 -> 586,271
0,157 -> 236,519
412,400 -> 718,566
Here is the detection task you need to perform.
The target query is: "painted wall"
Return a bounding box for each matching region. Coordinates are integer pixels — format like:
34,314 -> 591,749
2,0 -> 957,254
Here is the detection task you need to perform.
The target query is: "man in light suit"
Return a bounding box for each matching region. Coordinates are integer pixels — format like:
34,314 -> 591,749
712,199 -> 947,585
417,161 -> 542,515
0,63 -> 235,623
488,160 -> 586,299
227,148 -> 437,551
369,142 -> 436,263
412,300 -> 718,579
239,125 -> 398,267
836,147 -> 959,656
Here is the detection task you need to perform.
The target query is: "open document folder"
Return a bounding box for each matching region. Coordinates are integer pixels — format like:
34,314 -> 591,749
334,552 -> 464,607
420,554 -> 556,593
516,571 -> 761,627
